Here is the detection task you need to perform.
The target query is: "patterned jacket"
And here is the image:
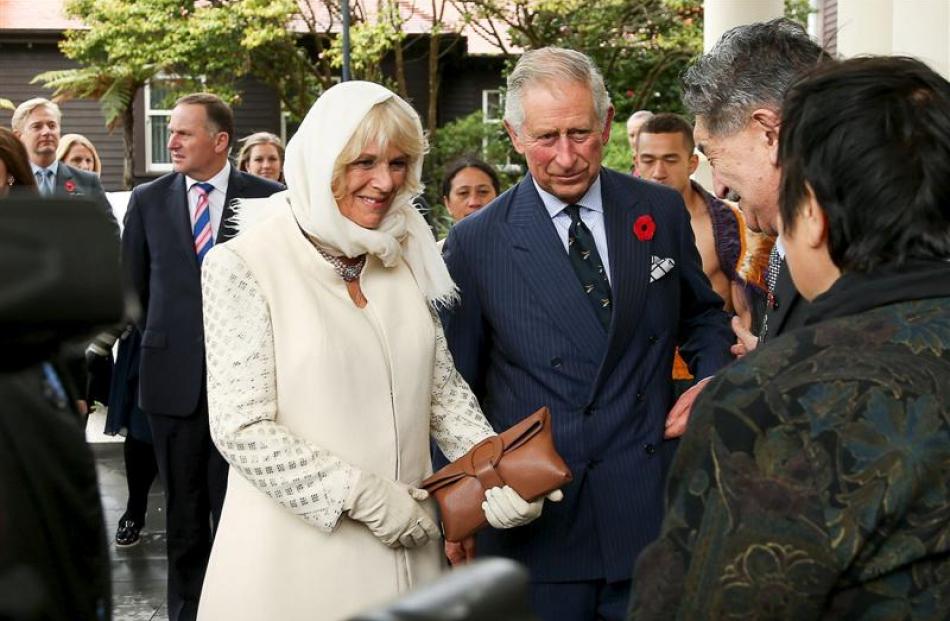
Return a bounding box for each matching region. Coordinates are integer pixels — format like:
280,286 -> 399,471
630,261 -> 950,619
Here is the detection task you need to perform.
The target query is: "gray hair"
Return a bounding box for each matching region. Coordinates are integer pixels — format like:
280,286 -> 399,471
504,47 -> 611,133
11,97 -> 62,132
627,110 -> 653,130
682,18 -> 829,136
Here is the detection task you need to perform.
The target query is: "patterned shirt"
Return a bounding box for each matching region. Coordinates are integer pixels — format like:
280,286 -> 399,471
631,272 -> 950,619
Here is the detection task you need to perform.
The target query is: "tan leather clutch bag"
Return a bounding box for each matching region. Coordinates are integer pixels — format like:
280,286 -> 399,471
421,407 -> 573,542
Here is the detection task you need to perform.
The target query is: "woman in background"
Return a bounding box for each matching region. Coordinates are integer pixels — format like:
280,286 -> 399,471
57,133 -> 102,175
441,155 -> 500,224
237,131 -> 284,183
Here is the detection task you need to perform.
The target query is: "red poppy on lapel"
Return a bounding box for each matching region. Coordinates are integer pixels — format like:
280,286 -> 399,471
64,180 -> 76,193
633,214 -> 655,241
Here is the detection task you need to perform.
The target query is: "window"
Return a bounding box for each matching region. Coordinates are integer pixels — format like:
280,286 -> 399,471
144,78 -> 176,174
144,75 -> 204,174
482,89 -> 503,123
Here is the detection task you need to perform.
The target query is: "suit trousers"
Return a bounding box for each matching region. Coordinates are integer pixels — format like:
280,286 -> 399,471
530,578 -> 632,621
148,399 -> 228,621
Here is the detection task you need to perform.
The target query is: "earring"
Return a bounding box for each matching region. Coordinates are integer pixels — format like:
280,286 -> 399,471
6,175 -> 12,187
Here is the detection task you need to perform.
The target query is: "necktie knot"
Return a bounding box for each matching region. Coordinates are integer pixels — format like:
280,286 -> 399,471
194,182 -> 214,197
565,204 -> 583,223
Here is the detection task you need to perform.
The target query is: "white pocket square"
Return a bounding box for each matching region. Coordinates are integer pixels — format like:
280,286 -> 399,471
650,256 -> 675,283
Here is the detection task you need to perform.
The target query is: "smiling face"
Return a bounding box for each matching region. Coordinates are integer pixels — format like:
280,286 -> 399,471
335,143 -> 409,229
64,143 -> 96,173
443,166 -> 498,222
506,80 -> 613,204
693,114 -> 782,235
167,103 -> 230,180
246,143 -> 282,181
16,106 -> 61,168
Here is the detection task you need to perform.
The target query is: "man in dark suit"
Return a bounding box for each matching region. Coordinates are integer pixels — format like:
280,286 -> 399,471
441,47 -> 733,621
11,98 -> 115,226
682,18 -> 830,353
122,93 -> 282,621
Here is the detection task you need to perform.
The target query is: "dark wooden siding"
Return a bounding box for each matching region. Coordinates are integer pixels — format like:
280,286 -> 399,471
0,39 -> 127,191
439,52 -> 505,124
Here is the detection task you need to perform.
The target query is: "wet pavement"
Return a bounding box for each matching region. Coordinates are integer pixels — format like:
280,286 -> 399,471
90,413 -> 169,621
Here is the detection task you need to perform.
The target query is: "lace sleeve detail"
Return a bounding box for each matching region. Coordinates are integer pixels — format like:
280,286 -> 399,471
428,308 -> 495,461
202,246 -> 360,532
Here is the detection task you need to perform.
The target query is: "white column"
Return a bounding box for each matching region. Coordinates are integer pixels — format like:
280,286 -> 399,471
892,0 -> 950,79
837,0 -> 894,57
704,0 -> 785,51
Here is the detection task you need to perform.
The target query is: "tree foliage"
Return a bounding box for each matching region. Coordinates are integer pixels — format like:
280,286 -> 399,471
35,0 -> 296,188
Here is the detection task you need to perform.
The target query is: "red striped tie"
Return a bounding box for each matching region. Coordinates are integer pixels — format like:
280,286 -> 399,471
193,182 -> 214,263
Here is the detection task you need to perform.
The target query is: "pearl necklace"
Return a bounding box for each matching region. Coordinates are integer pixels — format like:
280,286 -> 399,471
317,247 -> 366,282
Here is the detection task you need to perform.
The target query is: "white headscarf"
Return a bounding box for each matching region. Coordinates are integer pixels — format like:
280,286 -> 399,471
235,81 -> 457,307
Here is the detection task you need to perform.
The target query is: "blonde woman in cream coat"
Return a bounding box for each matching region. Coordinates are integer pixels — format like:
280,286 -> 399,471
196,82 -> 562,621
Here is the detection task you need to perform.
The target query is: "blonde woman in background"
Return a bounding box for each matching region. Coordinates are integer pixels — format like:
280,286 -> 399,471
237,131 -> 284,183
57,133 -> 101,175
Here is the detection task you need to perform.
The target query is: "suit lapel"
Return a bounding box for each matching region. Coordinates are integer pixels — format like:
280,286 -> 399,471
170,174 -> 200,274
219,167 -> 243,242
54,164 -> 74,194
503,176 -> 607,357
592,170 -> 650,395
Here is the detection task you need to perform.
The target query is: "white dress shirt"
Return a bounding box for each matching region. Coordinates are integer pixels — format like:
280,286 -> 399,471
534,175 -> 611,284
185,162 -> 231,238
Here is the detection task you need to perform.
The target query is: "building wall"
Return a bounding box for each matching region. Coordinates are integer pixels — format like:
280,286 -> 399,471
0,39 -> 127,191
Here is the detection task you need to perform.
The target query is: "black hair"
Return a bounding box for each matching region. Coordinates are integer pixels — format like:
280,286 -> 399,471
637,113 -> 695,153
441,156 -> 501,198
779,56 -> 950,272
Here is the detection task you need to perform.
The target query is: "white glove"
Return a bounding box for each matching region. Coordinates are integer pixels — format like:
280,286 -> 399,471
481,485 -> 564,529
343,471 -> 440,549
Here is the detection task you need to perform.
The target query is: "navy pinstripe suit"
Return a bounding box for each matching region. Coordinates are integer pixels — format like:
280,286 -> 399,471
441,169 -> 733,612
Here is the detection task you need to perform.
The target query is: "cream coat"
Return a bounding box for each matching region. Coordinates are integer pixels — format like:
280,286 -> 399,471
197,199 -> 493,620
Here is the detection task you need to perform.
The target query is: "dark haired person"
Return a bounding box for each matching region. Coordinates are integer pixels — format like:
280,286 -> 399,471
441,155 -> 501,223
0,126 -> 37,197
122,92 -> 283,621
629,56 -> 950,619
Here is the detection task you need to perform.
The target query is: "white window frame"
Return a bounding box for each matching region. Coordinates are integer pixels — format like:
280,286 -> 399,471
144,80 -> 174,174
145,75 -> 206,174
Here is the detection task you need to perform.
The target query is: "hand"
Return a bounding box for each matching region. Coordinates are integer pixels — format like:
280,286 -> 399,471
445,537 -> 476,567
731,315 -> 759,358
344,471 -> 440,549
482,486 -> 563,529
664,377 -> 712,439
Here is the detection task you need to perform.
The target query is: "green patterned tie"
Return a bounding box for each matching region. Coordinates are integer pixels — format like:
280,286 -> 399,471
565,204 -> 612,329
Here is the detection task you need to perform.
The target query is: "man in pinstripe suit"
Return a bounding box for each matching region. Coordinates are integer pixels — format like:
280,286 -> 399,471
441,48 -> 733,620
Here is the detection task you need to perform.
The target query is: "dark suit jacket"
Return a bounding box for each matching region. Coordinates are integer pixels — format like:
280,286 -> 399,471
765,258 -> 809,339
122,168 -> 282,417
53,162 -> 117,230
441,169 -> 733,582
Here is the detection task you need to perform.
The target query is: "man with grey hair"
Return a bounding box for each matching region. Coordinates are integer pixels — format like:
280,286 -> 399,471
682,18 -> 828,351
440,46 -> 732,620
626,109 -> 653,174
11,98 -> 112,220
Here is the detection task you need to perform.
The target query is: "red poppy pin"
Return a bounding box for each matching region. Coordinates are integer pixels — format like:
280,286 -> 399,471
64,180 -> 76,193
633,214 -> 656,241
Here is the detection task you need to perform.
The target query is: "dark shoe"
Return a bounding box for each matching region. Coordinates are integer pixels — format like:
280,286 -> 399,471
115,516 -> 142,547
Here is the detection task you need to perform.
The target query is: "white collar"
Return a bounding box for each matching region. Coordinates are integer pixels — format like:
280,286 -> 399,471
186,161 -> 231,194
31,160 -> 59,177
533,175 -> 604,219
